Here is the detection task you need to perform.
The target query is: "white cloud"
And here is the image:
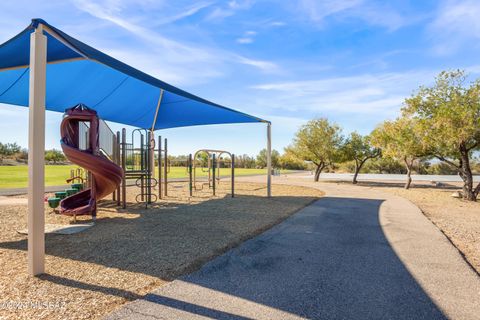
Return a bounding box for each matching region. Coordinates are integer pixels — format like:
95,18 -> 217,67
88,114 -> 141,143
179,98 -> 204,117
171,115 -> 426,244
156,2 -> 213,25
236,30 -> 257,44
205,7 -> 236,21
297,0 -> 410,31
300,0 -> 363,22
72,0 -> 278,84
251,70 -> 440,116
205,0 -> 254,21
228,0 -> 254,10
235,55 -> 278,72
236,37 -> 254,44
428,0 -> 480,55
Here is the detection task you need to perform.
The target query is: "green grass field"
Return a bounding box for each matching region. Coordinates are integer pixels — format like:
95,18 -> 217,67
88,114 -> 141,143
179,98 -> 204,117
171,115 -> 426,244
0,165 -> 278,189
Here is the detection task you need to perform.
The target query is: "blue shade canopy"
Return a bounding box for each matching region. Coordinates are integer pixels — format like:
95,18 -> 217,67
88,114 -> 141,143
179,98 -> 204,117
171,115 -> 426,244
0,19 -> 267,130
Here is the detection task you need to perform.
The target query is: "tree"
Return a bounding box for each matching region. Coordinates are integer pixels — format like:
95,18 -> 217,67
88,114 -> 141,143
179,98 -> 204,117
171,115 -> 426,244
45,149 -> 66,164
371,118 -> 427,189
195,151 -> 209,167
402,70 -> 480,200
0,142 -> 21,157
363,156 -> 406,174
278,150 -> 306,170
235,154 -> 256,168
256,149 -> 280,168
341,132 -> 380,184
288,118 -> 343,181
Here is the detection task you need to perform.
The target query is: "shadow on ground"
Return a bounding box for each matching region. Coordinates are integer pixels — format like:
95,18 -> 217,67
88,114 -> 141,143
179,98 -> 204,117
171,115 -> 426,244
0,194 -> 317,293
130,197 -> 446,319
325,179 -> 460,190
0,195 -> 447,319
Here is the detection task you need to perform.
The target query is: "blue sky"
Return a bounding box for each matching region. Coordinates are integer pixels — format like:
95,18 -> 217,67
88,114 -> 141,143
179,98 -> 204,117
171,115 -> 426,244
0,0 -> 480,156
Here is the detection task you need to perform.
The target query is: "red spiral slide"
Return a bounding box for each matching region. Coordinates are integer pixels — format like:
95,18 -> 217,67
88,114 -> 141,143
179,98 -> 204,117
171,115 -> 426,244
59,105 -> 123,218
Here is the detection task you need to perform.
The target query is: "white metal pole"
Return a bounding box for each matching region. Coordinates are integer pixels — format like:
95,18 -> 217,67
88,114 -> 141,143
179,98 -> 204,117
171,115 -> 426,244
267,123 -> 272,197
28,25 -> 47,276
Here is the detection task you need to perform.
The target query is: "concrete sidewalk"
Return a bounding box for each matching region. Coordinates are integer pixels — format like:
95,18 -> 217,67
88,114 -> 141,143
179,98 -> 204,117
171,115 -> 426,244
106,177 -> 480,320
0,184 -> 70,196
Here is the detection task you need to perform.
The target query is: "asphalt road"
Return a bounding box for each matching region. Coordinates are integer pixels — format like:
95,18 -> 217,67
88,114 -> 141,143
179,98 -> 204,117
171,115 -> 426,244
106,177 -> 480,320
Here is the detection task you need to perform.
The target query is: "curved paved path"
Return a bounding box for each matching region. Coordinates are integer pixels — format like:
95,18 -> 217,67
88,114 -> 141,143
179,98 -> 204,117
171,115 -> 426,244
107,175 -> 480,320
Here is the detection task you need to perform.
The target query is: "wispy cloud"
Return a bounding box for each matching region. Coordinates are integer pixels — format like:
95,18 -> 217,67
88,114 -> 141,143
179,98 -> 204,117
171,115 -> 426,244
72,0 -> 278,84
300,0 -> 363,22
237,37 -> 254,44
206,7 -> 236,21
268,21 -> 286,27
235,55 -> 277,72
236,30 -> 257,44
205,0 -> 255,21
297,0 -> 411,31
156,2 -> 213,25
251,70 -> 441,116
428,0 -> 480,55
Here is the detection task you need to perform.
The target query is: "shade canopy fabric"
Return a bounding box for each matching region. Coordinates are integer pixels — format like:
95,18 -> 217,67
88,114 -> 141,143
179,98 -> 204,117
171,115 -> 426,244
0,19 -> 266,130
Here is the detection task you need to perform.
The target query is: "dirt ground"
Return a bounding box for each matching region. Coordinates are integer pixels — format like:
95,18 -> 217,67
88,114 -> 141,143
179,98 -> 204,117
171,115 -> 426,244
0,181 -> 323,320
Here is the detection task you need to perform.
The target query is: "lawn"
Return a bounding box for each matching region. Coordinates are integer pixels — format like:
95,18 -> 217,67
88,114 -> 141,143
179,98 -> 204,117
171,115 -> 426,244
0,165 -> 78,189
0,165 -> 280,189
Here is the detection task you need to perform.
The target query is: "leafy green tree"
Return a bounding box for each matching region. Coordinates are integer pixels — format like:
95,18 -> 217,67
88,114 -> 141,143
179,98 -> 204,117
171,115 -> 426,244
288,118 -> 343,181
403,70 -> 480,200
371,118 -> 428,189
256,149 -> 280,168
341,132 -> 380,184
195,151 -> 209,167
45,149 -> 66,164
0,142 -> 21,157
235,154 -> 256,168
427,162 -> 459,175
363,156 -> 406,174
278,151 -> 307,170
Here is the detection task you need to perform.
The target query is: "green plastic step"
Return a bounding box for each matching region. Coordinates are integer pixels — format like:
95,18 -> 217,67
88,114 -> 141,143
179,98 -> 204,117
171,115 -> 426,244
47,197 -> 60,209
55,191 -> 67,199
65,188 -> 77,196
71,183 -> 83,191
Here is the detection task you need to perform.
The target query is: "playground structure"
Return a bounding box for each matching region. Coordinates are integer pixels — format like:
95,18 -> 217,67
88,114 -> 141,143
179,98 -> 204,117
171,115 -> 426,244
118,128 -> 169,208
119,128 -> 157,206
50,111 -> 237,215
116,136 -> 235,205
57,105 -> 123,220
193,149 -> 235,197
0,19 -> 272,276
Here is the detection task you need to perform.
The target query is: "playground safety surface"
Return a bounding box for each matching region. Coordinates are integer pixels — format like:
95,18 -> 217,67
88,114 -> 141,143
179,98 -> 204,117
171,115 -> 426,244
0,181 -> 322,320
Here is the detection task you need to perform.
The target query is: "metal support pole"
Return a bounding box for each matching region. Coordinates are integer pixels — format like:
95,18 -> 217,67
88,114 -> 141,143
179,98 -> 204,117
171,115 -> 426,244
28,24 -> 47,276
164,138 -> 168,197
217,155 -> 221,182
140,134 -> 144,202
146,130 -> 152,204
208,155 -> 212,187
116,131 -> 121,206
121,128 -> 127,209
159,136 -> 163,199
212,154 -> 216,196
189,154 -> 193,197
231,154 -> 235,198
112,134 -> 117,201
267,123 -> 272,197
